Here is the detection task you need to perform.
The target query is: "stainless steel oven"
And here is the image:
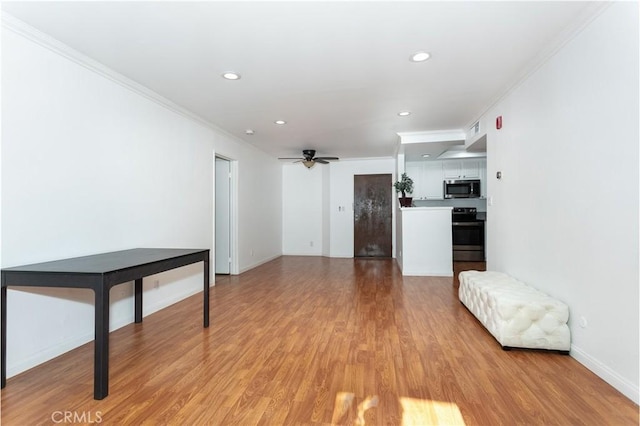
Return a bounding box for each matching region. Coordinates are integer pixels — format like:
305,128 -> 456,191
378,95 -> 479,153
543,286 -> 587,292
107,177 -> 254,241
452,207 -> 485,261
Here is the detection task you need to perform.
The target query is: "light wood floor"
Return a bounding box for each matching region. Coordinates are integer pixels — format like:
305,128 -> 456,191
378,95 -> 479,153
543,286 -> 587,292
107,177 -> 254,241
1,257 -> 637,425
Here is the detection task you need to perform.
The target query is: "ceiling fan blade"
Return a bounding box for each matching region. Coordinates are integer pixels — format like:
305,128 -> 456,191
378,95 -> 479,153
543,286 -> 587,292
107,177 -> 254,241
278,157 -> 304,160
314,157 -> 339,161
314,159 -> 329,164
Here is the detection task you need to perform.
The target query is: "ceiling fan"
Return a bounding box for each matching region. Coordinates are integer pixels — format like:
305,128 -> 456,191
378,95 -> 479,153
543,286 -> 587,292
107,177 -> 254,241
278,149 -> 339,169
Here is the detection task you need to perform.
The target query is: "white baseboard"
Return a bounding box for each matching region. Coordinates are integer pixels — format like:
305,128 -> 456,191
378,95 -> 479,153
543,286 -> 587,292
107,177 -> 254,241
571,344 -> 639,404
7,287 -> 203,379
142,286 -> 202,318
7,332 -> 94,378
400,268 -> 453,277
281,251 -> 323,256
239,254 -> 281,274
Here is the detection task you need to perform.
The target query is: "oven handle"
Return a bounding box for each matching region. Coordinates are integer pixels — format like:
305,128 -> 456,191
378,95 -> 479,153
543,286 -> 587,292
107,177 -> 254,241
452,221 -> 483,226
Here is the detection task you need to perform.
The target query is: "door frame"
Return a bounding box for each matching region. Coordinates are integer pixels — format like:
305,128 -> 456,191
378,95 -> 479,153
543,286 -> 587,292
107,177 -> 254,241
353,173 -> 393,258
213,153 -> 239,276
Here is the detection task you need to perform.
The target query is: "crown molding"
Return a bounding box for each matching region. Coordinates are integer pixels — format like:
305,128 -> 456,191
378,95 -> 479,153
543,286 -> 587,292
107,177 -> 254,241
464,2 -> 612,130
1,12 -> 248,146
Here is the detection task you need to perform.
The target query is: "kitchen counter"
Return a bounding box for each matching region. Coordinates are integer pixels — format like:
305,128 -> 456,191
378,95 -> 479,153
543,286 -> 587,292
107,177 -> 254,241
412,197 -> 487,212
396,206 -> 453,276
400,206 -> 453,211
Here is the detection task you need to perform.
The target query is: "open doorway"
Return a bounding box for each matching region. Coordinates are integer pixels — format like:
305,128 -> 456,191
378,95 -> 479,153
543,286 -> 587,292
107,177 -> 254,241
215,156 -> 232,275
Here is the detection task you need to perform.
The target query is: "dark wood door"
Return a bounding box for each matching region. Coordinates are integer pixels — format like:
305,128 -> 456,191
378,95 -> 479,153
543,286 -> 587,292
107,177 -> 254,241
354,174 -> 392,257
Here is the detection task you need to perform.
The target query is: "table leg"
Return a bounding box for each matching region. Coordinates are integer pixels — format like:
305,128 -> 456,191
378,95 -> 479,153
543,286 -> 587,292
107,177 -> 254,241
1,282 -> 7,388
94,285 -> 110,400
134,278 -> 143,323
204,258 -> 210,328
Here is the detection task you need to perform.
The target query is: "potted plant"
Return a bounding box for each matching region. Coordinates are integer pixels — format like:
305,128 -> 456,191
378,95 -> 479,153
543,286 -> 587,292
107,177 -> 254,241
393,173 -> 414,207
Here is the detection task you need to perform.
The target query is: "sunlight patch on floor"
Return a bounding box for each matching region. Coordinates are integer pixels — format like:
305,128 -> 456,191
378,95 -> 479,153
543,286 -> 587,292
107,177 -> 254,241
331,392 -> 465,425
399,397 -> 466,426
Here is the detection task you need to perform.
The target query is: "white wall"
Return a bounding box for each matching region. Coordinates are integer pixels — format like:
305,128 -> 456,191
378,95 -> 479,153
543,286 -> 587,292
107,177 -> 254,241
484,2 -> 638,403
282,157 -> 396,258
210,133 -> 282,275
322,165 -> 331,257
234,144 -> 282,273
1,19 -> 281,377
282,164 -> 323,255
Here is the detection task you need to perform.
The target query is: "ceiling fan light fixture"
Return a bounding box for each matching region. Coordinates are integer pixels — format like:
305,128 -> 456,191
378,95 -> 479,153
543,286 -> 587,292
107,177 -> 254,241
222,72 -> 241,80
278,149 -> 338,168
410,51 -> 431,62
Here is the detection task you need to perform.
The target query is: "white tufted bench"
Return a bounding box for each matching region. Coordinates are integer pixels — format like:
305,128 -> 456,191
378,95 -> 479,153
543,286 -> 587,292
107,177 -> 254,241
459,270 -> 570,353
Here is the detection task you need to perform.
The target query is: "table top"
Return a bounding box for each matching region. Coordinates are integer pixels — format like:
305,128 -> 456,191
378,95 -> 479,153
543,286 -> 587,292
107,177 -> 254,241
1,248 -> 208,274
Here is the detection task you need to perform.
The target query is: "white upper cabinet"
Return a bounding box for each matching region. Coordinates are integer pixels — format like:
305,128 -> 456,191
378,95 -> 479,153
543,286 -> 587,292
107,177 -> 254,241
406,158 -> 486,201
423,162 -> 444,199
443,161 -> 460,179
442,159 -> 481,179
405,161 -> 424,199
462,160 -> 481,179
405,161 -> 444,200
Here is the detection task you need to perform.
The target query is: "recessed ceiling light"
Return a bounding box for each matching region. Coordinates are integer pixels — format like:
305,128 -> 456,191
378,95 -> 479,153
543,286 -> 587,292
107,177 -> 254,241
410,51 -> 431,62
222,72 -> 241,80
245,129 -> 255,135
398,111 -> 411,117
422,154 -> 431,158
274,120 -> 286,125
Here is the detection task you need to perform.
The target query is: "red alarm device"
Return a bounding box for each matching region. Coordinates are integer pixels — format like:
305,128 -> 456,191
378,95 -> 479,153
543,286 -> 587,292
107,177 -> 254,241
496,115 -> 503,130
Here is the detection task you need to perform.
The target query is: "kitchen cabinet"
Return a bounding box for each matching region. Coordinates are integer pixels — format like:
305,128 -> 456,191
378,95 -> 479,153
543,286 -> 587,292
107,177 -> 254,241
404,162 -> 424,199
406,158 -> 486,201
443,159 -> 480,179
422,162 -> 444,199
442,162 -> 459,179
405,161 -> 443,200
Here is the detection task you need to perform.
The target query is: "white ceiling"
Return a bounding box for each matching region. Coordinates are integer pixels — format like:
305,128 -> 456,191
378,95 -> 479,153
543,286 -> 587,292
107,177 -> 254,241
2,1 -> 602,161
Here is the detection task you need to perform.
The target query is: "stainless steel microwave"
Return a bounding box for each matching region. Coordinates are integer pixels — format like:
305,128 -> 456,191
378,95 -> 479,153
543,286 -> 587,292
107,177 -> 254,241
444,179 -> 481,198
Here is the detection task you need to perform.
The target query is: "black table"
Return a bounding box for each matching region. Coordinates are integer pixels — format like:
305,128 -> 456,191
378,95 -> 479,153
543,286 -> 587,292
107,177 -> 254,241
1,248 -> 210,400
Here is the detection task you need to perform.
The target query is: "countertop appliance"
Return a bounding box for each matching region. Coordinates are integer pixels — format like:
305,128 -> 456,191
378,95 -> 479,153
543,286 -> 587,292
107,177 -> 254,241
444,179 -> 481,199
451,207 -> 485,261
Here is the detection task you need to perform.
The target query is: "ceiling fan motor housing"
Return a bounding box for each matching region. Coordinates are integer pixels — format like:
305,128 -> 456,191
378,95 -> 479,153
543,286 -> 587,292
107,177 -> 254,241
302,149 -> 316,160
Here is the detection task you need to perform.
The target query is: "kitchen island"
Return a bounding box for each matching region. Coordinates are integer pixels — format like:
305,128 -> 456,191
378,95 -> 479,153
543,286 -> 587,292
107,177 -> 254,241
396,206 -> 453,276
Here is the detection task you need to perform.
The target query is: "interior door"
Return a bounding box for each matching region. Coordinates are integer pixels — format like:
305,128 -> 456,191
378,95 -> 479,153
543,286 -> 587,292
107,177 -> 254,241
354,174 -> 392,257
215,157 -> 231,274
